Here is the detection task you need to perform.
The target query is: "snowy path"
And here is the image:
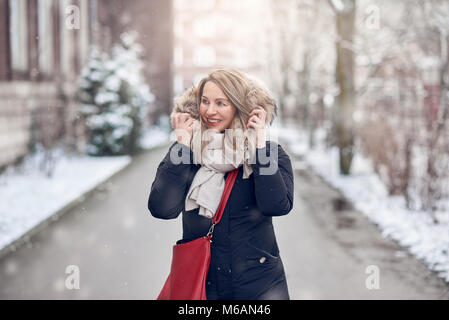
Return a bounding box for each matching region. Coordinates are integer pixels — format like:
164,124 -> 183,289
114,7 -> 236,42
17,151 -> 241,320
0,142 -> 448,299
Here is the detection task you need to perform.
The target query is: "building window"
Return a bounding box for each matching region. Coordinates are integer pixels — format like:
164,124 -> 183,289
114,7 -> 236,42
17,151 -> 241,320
79,0 -> 90,68
194,0 -> 215,11
38,0 -> 54,74
89,0 -> 98,39
193,46 -> 216,67
234,47 -> 250,68
174,0 -> 186,10
193,19 -> 215,38
174,21 -> 183,38
193,73 -> 207,86
60,0 -> 70,74
173,74 -> 184,95
9,0 -> 28,72
174,46 -> 183,67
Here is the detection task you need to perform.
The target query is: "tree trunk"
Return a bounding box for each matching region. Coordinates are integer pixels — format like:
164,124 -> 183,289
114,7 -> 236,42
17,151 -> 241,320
335,0 -> 356,175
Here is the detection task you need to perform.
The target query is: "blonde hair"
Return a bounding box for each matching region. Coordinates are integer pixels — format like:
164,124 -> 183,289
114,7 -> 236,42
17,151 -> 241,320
196,68 -> 277,151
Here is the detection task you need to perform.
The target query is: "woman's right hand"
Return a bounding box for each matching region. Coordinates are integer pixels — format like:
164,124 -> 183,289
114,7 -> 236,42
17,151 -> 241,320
172,113 -> 195,147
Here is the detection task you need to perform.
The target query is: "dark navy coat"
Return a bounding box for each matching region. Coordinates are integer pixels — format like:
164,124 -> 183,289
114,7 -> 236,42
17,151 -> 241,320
148,140 -> 294,300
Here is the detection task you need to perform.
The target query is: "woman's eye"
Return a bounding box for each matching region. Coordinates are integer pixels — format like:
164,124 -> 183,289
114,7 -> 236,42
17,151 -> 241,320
202,99 -> 209,104
217,101 -> 226,106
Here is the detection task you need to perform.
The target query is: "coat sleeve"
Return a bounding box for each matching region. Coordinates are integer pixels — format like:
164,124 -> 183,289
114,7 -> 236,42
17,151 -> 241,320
251,141 -> 294,216
148,141 -> 196,220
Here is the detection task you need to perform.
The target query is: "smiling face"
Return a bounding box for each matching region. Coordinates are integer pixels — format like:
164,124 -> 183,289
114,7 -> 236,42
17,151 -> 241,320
199,81 -> 237,133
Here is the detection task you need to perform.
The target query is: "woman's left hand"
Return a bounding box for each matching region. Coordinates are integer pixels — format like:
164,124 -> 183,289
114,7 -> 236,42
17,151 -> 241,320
247,106 -> 267,148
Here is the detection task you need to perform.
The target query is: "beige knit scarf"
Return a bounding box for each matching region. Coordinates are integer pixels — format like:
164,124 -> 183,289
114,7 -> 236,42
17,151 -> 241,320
185,117 -> 260,219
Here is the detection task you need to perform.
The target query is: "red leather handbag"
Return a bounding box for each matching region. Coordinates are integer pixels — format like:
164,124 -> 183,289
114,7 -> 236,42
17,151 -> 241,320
157,167 -> 240,300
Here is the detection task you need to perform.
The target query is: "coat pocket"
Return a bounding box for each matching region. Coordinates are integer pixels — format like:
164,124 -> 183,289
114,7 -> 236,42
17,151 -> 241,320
245,240 -> 280,268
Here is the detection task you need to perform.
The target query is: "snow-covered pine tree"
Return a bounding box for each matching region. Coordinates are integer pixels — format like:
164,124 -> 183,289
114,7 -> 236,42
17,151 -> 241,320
77,31 -> 154,156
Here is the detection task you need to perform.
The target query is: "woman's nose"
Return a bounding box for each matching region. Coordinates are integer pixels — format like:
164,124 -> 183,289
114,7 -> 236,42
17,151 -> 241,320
206,104 -> 219,116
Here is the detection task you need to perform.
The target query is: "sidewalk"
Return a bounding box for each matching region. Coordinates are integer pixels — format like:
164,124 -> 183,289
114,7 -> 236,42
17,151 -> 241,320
0,126 -> 169,260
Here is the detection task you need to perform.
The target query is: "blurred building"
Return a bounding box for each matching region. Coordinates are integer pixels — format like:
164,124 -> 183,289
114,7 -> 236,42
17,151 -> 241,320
172,0 -> 269,97
0,0 -> 173,169
95,0 -> 174,123
0,0 -> 94,169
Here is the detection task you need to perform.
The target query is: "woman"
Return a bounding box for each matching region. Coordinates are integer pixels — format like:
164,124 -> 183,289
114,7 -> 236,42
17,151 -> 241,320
148,68 -> 294,300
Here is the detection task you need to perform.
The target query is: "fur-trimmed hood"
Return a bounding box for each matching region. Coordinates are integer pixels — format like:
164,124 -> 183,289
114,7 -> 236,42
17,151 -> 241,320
170,79 -> 278,128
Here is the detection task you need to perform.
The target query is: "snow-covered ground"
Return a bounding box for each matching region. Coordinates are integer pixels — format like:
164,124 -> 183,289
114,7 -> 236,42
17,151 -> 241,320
139,125 -> 171,150
275,123 -> 449,283
0,126 -> 170,253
